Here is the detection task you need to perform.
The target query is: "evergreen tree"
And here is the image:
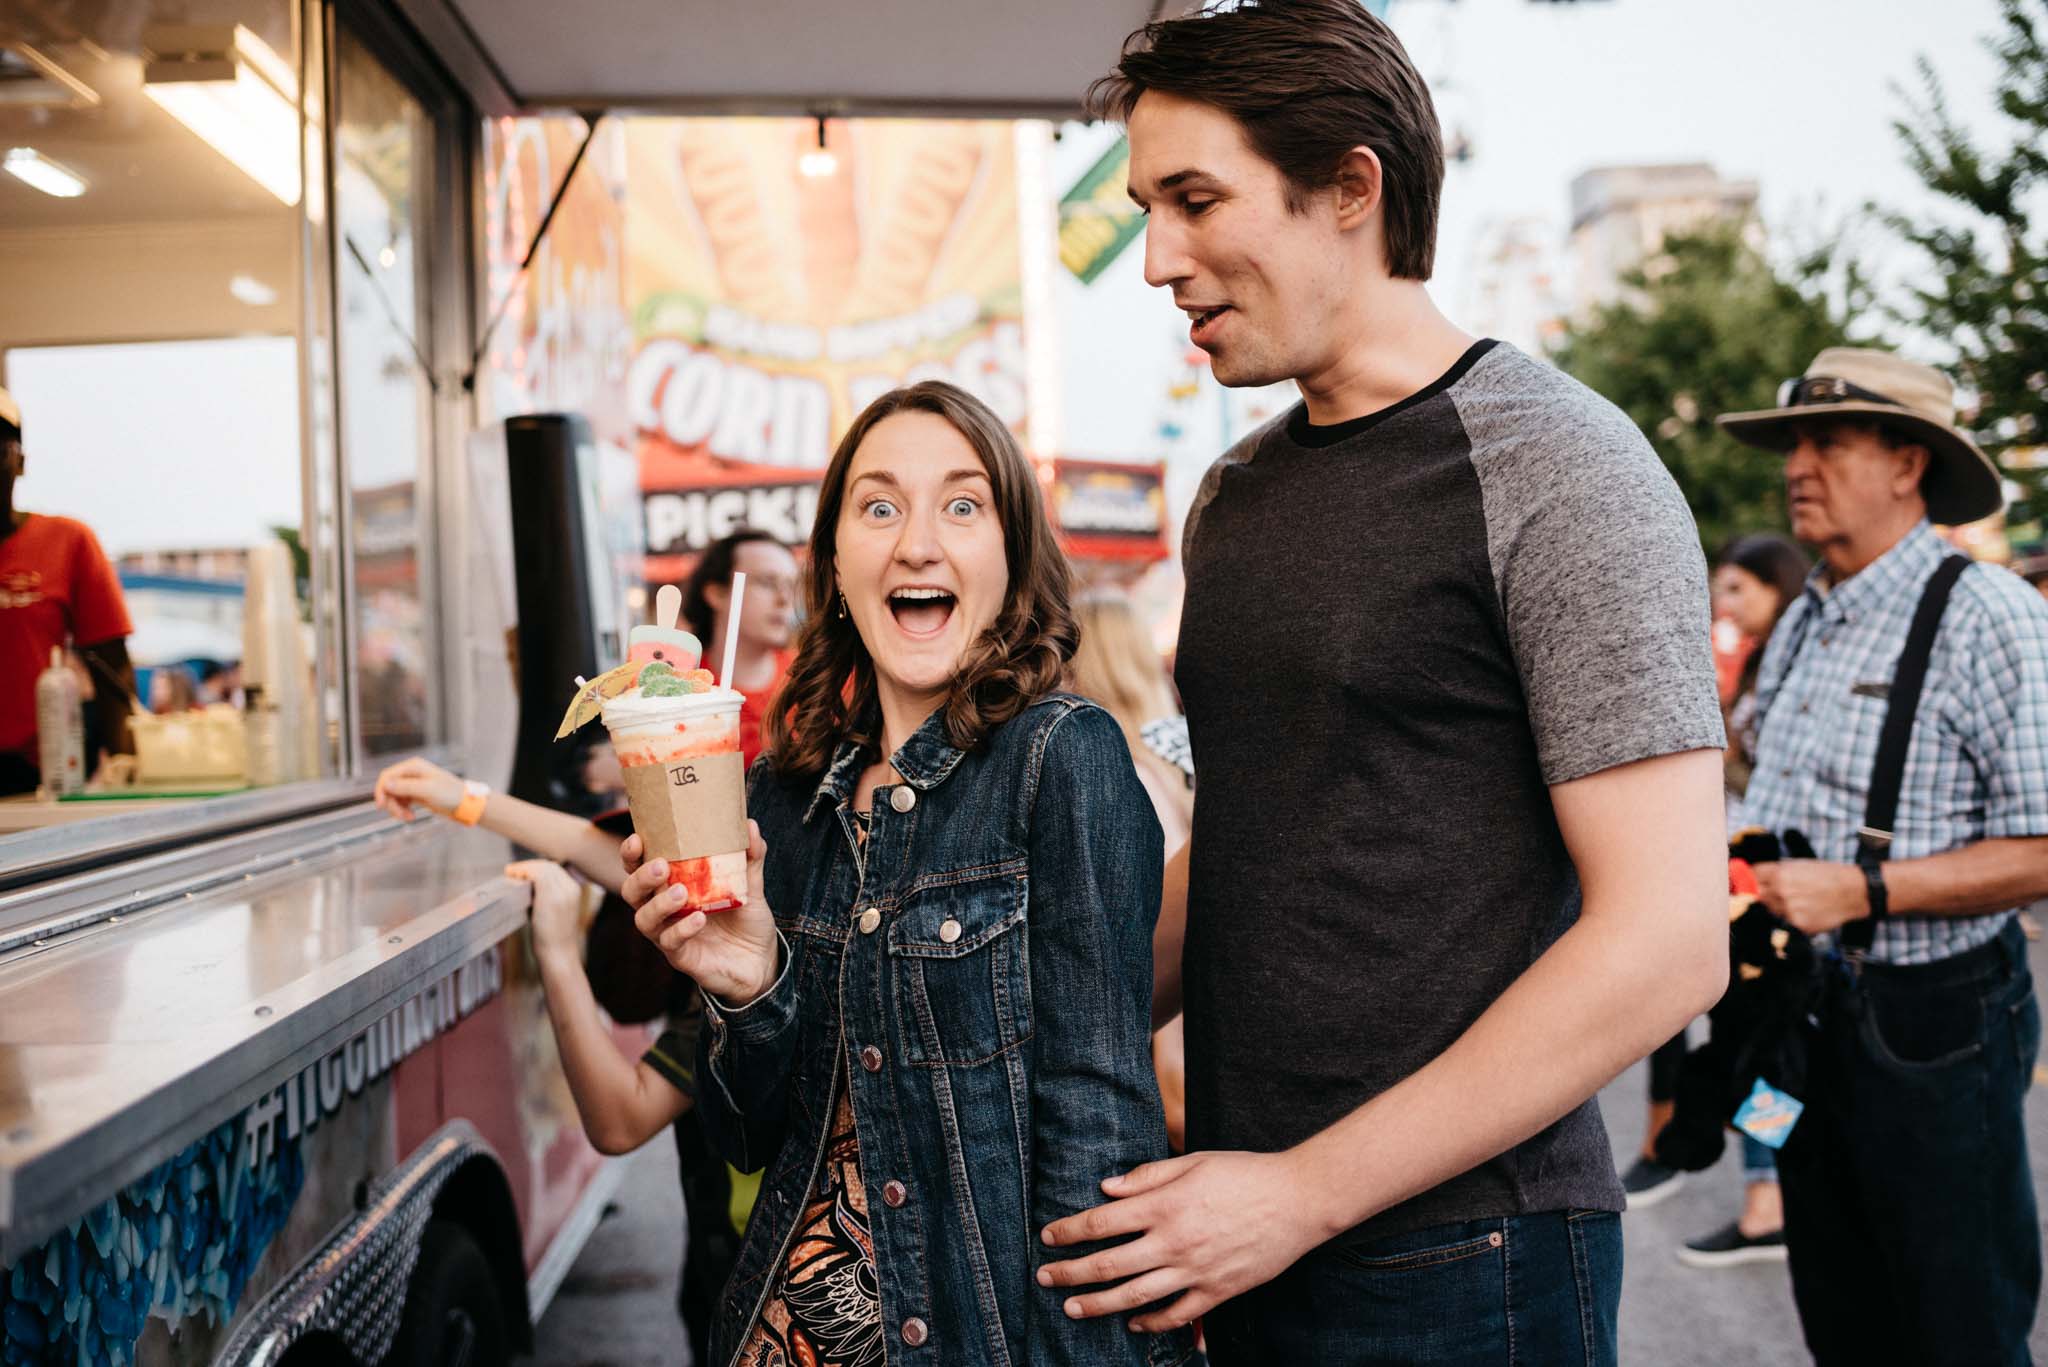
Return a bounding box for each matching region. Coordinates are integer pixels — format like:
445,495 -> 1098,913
1552,223 -> 1872,553
1886,0 -> 2048,535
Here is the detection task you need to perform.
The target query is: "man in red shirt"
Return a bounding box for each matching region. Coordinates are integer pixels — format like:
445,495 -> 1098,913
0,387 -> 136,795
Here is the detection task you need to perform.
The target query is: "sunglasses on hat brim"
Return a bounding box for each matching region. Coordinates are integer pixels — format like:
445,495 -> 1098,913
1775,375 -> 1907,411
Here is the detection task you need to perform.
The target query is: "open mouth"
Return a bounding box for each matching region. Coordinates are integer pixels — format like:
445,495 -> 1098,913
1185,305 -> 1231,343
887,586 -> 956,637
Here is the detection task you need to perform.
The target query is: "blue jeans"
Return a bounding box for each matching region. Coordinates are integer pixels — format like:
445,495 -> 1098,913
1205,1209 -> 1621,1366
1777,920 -> 2040,1366
1739,1133 -> 1777,1183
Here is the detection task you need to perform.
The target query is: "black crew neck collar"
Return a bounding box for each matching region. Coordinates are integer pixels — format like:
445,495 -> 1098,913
1288,339 -> 1499,448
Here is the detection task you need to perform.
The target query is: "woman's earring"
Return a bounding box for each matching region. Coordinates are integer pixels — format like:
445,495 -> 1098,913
836,592 -> 848,619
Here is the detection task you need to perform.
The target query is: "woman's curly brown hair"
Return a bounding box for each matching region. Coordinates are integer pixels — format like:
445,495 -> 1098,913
764,381 -> 1079,778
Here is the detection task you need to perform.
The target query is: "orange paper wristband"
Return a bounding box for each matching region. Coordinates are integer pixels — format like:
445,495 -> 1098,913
451,780 -> 490,827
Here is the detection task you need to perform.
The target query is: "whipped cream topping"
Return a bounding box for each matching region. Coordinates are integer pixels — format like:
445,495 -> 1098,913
601,684 -> 745,728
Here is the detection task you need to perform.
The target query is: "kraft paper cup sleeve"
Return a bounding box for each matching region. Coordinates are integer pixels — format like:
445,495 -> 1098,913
621,750 -> 749,863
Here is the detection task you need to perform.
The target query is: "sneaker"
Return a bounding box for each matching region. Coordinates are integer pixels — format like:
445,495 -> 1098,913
1676,1220 -> 1789,1268
1620,1156 -> 1686,1208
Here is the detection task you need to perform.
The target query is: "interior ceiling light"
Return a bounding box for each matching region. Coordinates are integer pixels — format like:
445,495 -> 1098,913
0,44 -> 101,110
228,273 -> 278,306
4,146 -> 87,198
143,24 -> 300,206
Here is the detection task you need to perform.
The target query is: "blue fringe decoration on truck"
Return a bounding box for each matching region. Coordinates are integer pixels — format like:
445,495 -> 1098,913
0,1108 -> 306,1367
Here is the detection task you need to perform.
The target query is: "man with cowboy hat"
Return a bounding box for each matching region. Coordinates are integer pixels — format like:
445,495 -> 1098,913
1719,347 -> 2048,1365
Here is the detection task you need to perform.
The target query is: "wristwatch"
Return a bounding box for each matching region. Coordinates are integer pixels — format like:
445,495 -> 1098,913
1861,862 -> 1889,922
451,779 -> 491,827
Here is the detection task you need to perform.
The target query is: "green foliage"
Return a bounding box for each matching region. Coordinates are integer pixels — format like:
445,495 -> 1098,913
1884,0 -> 2048,534
267,525 -> 312,618
1551,223 -> 1872,552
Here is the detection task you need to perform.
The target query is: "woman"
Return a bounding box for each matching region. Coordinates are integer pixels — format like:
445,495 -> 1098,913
620,381 -> 1192,1367
376,756 -> 733,1358
1671,533 -> 1809,1268
679,528 -> 801,767
1069,592 -> 1194,1152
1624,533 -> 1809,1259
1070,592 -> 1193,849
1712,534 -> 1810,805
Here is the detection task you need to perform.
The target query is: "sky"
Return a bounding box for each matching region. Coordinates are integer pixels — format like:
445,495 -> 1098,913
1054,0 -> 2014,487
6,0 -> 2019,557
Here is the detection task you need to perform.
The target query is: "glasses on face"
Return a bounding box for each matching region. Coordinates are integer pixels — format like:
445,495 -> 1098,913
1776,375 -> 1904,410
746,574 -> 800,601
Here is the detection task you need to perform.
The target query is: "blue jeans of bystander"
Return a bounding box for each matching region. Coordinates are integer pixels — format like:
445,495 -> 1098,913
1777,920 -> 2040,1366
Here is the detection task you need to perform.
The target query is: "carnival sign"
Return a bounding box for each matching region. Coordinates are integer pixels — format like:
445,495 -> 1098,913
624,118 -> 1029,576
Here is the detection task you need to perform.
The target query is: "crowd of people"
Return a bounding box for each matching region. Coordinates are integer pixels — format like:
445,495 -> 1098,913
369,4 -> 2044,1365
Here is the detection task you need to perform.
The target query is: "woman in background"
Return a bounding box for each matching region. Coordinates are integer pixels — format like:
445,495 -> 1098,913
1622,532 -> 1809,1269
678,529 -> 801,767
1070,593 -> 1193,847
1070,591 -> 1195,1153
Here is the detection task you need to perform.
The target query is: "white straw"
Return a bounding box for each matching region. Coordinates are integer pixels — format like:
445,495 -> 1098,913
719,571 -> 746,688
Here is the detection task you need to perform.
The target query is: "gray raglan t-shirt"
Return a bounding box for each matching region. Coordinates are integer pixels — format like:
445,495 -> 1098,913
1175,339 -> 1723,1244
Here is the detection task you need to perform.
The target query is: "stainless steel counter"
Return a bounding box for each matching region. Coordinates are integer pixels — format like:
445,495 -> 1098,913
0,812 -> 532,1260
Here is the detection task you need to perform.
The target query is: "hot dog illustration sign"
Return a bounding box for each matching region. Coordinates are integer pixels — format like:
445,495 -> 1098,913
625,117 -> 1030,576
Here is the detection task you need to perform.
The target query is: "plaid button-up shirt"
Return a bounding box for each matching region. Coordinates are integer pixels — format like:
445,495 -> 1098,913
1741,520 -> 2048,965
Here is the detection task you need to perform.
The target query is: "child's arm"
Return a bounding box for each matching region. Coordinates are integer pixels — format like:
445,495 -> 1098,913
376,758 -> 628,894
508,860 -> 693,1154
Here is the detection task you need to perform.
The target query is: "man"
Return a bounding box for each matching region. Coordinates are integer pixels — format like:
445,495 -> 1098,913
0,386 -> 135,794
1716,347 -> 2048,1365
1037,3 -> 1728,1361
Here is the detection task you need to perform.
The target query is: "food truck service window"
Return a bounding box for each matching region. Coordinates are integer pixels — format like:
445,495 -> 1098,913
0,0 -> 469,865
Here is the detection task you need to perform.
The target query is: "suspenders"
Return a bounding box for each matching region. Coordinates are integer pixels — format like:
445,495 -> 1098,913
1839,555 -> 1971,956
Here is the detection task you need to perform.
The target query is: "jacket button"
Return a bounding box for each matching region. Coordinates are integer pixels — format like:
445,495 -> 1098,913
858,907 -> 881,934
882,1180 -> 907,1208
938,918 -> 962,944
860,1045 -> 883,1073
901,1317 -> 929,1347
890,786 -> 916,813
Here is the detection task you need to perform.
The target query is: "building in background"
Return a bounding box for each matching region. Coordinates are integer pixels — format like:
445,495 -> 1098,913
1568,162 -> 1760,312
1462,215 -> 1569,357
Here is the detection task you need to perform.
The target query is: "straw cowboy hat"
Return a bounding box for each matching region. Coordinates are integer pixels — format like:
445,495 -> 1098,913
1716,347 -> 2005,525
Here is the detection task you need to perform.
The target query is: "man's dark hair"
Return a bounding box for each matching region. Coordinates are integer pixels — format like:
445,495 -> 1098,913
1088,0 -> 1444,279
0,417 -> 18,446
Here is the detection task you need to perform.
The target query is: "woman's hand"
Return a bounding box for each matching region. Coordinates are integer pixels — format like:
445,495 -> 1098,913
372,757 -> 463,821
623,824 -> 780,1007
505,859 -> 586,962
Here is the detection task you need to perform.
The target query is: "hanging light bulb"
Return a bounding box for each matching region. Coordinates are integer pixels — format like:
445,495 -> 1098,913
799,114 -> 838,179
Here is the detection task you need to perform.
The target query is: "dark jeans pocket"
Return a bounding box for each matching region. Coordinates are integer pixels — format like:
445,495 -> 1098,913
1327,1223 -> 1504,1275
1305,1222 -> 1511,1363
2007,985 -> 2041,1083
1859,981 -> 1987,1071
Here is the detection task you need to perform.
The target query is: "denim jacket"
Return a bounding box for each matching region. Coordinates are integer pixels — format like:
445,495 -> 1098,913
695,694 -> 1194,1367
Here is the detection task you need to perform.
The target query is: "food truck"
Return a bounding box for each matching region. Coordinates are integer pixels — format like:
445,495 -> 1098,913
0,3 -> 1158,1363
